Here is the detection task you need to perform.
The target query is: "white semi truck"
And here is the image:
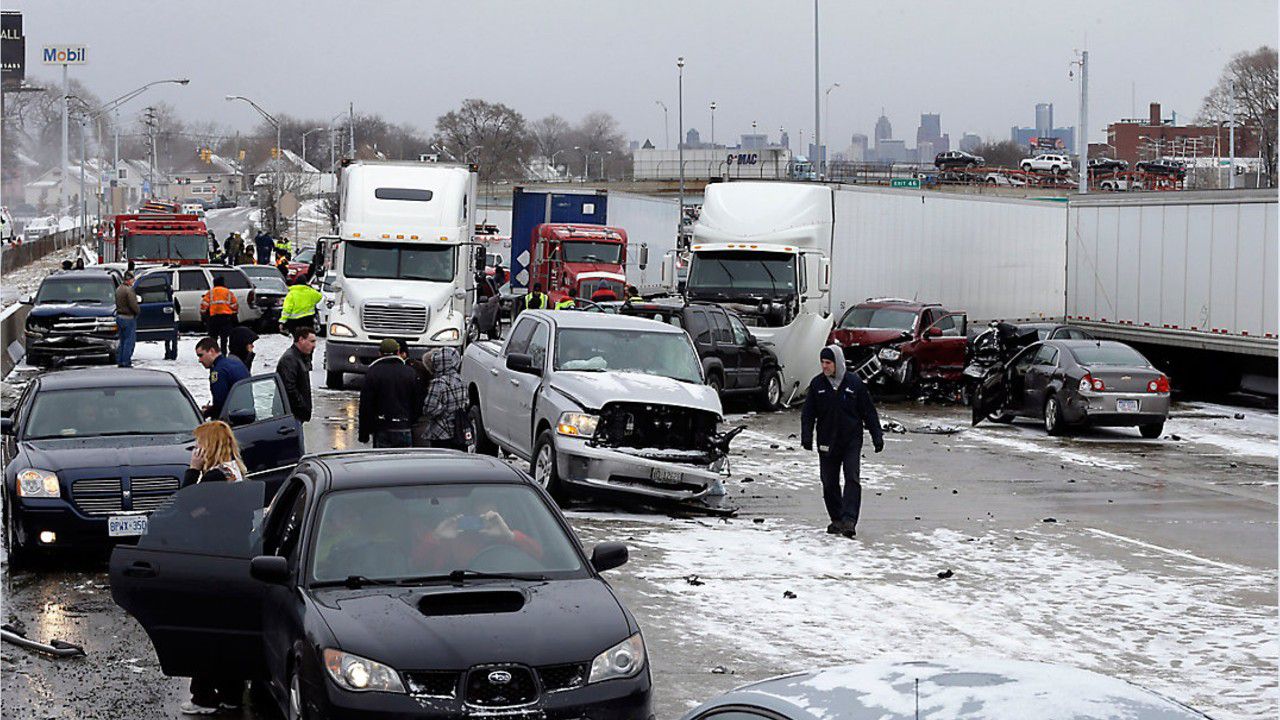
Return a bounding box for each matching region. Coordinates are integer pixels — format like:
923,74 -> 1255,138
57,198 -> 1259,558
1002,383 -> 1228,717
323,160 -> 479,389
675,182 -> 834,403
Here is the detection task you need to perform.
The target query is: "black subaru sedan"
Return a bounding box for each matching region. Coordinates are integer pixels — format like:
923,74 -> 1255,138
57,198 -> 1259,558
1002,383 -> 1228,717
109,450 -> 652,719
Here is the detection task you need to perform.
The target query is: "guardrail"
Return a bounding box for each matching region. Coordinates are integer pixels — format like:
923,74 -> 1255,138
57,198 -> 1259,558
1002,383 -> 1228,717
2,228 -> 83,273
1,301 -> 31,377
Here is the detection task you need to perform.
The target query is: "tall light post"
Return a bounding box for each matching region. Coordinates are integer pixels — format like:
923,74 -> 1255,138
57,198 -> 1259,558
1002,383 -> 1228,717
226,94 -> 282,230
598,150 -> 613,181
655,101 -> 670,149
301,127 -> 325,168
1228,80 -> 1237,190
824,82 -> 840,168
578,146 -> 588,181
1072,50 -> 1089,194
813,0 -> 821,178
677,56 -> 685,218
709,101 -> 717,146
550,148 -> 573,179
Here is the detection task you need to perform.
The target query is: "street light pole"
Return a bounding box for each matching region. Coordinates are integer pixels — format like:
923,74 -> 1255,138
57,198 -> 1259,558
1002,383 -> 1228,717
677,56 -> 685,219
824,83 -> 840,163
655,101 -> 669,149
226,94 -> 282,230
301,127 -> 325,168
1228,80 -> 1236,190
710,101 -> 717,146
1075,50 -> 1089,194
813,0 -> 821,178
61,63 -> 69,216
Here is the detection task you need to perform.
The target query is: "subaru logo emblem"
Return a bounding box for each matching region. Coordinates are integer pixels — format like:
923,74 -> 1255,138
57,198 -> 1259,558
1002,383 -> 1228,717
488,670 -> 512,685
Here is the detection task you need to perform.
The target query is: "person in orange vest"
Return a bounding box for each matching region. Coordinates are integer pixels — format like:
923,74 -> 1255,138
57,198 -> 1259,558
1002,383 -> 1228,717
200,275 -> 240,355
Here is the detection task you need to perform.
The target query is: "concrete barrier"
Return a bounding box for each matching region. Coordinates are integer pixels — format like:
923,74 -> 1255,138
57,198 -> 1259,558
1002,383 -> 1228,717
1,301 -> 31,377
1,228 -> 82,273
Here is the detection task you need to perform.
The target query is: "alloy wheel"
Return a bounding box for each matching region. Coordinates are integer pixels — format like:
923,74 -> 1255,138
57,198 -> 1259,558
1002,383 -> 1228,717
289,670 -> 304,720
1045,398 -> 1059,433
534,445 -> 554,489
766,375 -> 782,407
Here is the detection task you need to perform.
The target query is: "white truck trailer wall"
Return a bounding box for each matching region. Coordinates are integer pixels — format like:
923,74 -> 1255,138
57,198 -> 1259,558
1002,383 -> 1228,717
830,187 -> 1068,323
608,191 -> 681,293
1066,190 -> 1277,356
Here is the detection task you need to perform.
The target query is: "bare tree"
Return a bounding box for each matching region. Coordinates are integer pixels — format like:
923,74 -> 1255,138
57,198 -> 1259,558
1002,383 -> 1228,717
432,99 -> 533,181
1198,46 -> 1277,184
530,114 -> 572,159
973,141 -> 1025,168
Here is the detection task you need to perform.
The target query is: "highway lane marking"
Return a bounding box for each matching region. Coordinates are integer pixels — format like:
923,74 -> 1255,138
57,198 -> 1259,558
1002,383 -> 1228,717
1083,527 -> 1254,573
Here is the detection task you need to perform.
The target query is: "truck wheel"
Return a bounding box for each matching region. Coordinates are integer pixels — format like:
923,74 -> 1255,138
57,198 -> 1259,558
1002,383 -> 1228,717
1021,163 -> 1032,172
1044,395 -> 1066,436
531,430 -> 565,502
468,405 -> 498,456
758,370 -> 783,410
325,370 -> 344,390
1139,421 -> 1164,439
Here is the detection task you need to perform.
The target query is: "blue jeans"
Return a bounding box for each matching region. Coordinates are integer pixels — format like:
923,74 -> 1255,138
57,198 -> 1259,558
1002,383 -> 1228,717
116,316 -> 137,367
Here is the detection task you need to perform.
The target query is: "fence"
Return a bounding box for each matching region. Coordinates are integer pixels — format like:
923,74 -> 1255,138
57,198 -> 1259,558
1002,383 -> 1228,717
1,229 -> 83,274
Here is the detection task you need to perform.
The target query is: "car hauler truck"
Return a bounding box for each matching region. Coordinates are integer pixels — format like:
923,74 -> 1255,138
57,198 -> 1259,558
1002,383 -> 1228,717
322,160 -> 478,389
677,182 -> 834,403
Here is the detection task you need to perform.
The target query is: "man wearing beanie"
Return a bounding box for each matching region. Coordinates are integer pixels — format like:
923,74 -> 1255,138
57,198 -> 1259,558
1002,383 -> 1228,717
800,344 -> 884,537
358,338 -> 420,448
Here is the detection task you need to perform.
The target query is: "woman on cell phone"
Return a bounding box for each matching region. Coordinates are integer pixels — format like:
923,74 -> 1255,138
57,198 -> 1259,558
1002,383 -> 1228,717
183,421 -> 245,487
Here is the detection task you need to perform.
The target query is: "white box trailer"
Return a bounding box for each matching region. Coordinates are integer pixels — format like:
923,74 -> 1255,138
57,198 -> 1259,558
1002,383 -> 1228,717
829,185 -> 1069,323
1066,189 -> 1277,358
607,191 -> 681,294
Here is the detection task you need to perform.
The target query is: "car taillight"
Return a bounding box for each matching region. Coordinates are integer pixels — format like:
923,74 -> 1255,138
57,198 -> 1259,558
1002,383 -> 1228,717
1148,375 -> 1170,393
247,289 -> 256,304
1080,373 -> 1105,392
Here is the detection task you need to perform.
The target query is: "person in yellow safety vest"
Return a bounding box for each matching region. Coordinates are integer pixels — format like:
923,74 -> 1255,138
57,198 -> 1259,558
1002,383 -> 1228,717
281,275 -> 324,334
274,235 -> 292,260
554,287 -> 577,310
524,283 -> 549,310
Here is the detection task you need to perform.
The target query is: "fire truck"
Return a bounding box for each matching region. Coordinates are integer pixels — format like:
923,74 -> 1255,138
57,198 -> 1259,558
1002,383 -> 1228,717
101,212 -> 210,265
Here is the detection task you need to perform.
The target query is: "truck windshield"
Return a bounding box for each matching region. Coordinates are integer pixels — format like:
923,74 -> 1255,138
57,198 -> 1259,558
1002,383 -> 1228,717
35,278 -> 115,305
344,241 -> 455,282
561,241 -> 621,264
126,234 -> 209,261
687,250 -> 796,297
839,307 -> 917,331
555,328 -> 701,384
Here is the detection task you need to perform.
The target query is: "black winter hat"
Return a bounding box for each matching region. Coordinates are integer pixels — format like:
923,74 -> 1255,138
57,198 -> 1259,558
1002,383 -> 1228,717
820,347 -> 838,363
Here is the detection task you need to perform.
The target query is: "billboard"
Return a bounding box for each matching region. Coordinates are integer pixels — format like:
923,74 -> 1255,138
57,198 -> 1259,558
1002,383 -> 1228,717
42,45 -> 87,65
1,12 -> 23,84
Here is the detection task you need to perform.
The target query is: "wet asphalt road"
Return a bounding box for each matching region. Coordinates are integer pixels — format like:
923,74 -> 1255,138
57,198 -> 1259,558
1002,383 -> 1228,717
1,334 -> 1276,719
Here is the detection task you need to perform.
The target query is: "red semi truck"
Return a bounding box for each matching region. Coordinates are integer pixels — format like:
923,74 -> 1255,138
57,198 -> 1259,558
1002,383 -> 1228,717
101,213 -> 210,265
528,223 -> 628,303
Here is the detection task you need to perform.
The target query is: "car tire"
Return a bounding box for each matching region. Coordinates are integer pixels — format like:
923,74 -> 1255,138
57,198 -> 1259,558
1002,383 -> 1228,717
1051,165 -> 1062,175
325,370 -> 344,390
1139,421 -> 1164,439
288,661 -> 310,720
3,498 -> 31,570
988,412 -> 1015,424
532,430 -> 565,502
1021,163 -> 1032,172
707,372 -> 723,395
1044,395 -> 1066,436
468,405 -> 498,456
986,177 -> 997,184
758,369 -> 784,410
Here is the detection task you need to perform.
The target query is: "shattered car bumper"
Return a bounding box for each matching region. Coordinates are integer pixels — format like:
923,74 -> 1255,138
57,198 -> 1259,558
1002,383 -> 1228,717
554,436 -> 727,503
1065,391 -> 1171,426
24,333 -> 117,364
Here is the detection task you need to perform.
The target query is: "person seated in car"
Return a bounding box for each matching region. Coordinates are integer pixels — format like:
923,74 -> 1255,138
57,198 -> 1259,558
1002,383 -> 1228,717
412,499 -> 543,571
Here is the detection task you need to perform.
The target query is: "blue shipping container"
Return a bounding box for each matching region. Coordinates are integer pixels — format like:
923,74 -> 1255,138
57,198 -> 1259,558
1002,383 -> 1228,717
509,188 -> 608,289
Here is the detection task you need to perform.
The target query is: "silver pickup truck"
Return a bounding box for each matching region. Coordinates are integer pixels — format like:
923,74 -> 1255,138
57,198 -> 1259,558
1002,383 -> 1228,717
461,310 -> 740,507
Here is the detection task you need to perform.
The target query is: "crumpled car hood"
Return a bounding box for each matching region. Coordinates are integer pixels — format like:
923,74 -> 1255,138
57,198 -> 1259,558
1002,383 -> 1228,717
830,328 -> 908,347
550,371 -> 722,415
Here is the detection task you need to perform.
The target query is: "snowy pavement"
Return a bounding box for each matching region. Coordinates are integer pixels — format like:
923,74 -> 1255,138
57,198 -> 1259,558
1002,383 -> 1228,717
0,334 -> 1276,719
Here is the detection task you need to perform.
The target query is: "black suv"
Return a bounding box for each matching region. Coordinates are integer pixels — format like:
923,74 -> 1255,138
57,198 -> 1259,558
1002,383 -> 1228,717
934,150 -> 984,170
1136,159 -> 1186,179
617,300 -> 784,409
1087,157 -> 1128,174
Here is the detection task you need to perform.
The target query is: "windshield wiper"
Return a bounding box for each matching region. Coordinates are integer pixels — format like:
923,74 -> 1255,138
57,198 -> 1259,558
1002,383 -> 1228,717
392,570 -> 548,586
311,575 -> 402,589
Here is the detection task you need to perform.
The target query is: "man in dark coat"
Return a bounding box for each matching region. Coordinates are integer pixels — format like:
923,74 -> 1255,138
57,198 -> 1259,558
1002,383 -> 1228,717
254,231 -> 274,265
276,326 -> 316,423
357,338 -> 420,448
800,345 -> 884,538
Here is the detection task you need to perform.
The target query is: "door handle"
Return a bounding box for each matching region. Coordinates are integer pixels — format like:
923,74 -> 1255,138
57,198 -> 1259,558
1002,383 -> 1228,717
277,426 -> 296,435
489,368 -> 499,376
509,378 -> 520,386
161,307 -> 173,314
124,561 -> 157,578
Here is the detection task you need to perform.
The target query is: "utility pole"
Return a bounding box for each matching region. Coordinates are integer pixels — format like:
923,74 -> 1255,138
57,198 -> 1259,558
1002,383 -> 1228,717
656,101 -> 669,149
61,63 -> 69,215
709,101 -> 717,146
1075,50 -> 1089,194
813,0 -> 821,178
144,106 -> 157,198
677,56 -> 685,218
348,102 -> 355,156
1228,80 -> 1236,190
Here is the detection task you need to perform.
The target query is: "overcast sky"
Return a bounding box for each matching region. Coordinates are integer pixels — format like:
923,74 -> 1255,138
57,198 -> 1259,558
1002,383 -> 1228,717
14,0 -> 1278,149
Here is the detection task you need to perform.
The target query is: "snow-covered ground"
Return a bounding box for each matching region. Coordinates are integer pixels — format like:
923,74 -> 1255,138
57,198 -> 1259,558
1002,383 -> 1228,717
0,244 -> 86,308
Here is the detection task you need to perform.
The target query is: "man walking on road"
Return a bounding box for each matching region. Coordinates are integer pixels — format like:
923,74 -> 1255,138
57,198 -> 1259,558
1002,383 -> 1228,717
200,275 -> 239,355
358,339 -> 419,448
801,345 -> 884,538
276,326 -> 316,423
195,337 -> 250,420
114,272 -> 140,367
254,231 -> 273,265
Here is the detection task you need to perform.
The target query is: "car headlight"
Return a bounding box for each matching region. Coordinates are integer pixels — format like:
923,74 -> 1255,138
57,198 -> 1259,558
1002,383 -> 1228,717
878,347 -> 901,361
588,632 -> 645,684
322,649 -> 405,694
556,412 -> 599,438
17,469 -> 60,498
329,323 -> 355,338
431,327 -> 460,342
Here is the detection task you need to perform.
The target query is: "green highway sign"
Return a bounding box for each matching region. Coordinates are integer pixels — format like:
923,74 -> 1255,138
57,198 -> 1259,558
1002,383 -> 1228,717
891,178 -> 921,189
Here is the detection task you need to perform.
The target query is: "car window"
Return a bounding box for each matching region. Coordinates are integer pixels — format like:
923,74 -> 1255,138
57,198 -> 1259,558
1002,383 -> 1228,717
263,480 -> 307,557
1012,346 -> 1038,374
210,269 -> 251,290
1070,344 -> 1150,367
137,482 -> 266,557
505,318 -> 537,356
309,484 -> 586,584
555,328 -> 702,383
527,322 -> 549,368
1062,328 -> 1091,340
223,376 -> 287,423
931,314 -> 964,337
178,270 -> 208,291
687,310 -> 711,344
710,310 -> 733,345
35,278 -> 116,305
25,386 -> 201,439
134,275 -> 170,303
729,316 -> 750,346
1032,345 -> 1059,366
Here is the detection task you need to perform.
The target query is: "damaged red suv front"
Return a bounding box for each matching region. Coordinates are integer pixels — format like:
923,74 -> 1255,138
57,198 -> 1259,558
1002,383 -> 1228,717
829,299 -> 969,391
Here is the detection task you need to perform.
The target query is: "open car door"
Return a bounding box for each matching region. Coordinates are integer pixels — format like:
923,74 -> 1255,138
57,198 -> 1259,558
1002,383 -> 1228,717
109,481 -> 268,679
133,272 -> 179,360
221,373 -> 304,497
971,364 -> 1009,426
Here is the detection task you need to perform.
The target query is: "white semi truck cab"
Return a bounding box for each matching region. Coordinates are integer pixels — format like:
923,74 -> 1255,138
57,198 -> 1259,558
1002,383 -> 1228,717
674,182 -> 833,402
323,160 -> 478,389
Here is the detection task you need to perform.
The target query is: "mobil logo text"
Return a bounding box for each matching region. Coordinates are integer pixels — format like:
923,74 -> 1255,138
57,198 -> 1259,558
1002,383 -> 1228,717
42,45 -> 87,64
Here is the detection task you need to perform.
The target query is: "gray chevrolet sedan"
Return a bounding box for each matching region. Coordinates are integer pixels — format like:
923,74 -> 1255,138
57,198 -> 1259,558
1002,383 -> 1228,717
680,659 -> 1210,720
974,340 -> 1171,438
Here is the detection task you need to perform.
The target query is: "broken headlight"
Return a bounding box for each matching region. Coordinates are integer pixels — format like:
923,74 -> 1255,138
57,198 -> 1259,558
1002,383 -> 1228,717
878,347 -> 902,362
557,412 -> 599,438
323,649 -> 405,693
588,632 -> 646,684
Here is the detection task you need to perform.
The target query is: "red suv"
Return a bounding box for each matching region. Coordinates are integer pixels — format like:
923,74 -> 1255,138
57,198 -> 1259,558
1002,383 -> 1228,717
829,299 -> 968,390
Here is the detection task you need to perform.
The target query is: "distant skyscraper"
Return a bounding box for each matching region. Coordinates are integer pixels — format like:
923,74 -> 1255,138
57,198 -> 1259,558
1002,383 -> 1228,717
849,133 -> 868,162
779,130 -> 790,149
874,110 -> 892,148
1035,103 -> 1054,136
916,113 -> 949,154
685,128 -> 702,149
959,133 -> 982,153
875,139 -> 909,163
740,134 -> 768,150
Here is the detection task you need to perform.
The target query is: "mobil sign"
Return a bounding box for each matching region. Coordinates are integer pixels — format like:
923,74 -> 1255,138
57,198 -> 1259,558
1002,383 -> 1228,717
42,44 -> 86,64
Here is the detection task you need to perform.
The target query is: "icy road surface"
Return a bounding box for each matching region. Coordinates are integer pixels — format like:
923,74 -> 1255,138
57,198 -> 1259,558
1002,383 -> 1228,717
1,333 -> 1275,719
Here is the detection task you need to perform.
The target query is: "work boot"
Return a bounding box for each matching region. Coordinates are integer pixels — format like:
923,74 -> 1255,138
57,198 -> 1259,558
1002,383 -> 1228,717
179,701 -> 218,715
826,522 -> 840,534
839,520 -> 858,538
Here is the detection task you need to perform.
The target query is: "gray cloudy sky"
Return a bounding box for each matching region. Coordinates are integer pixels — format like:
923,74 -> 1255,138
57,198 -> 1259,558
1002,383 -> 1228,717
15,0 -> 1278,148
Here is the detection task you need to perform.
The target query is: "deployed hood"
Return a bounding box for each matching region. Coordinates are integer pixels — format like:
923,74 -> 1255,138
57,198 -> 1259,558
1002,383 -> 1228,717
312,579 -> 631,670
18,433 -> 193,474
550,371 -> 722,414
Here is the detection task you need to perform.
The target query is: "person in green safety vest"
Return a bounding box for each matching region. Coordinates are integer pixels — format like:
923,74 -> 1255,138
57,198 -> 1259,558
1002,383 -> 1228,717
524,283 -> 549,311
554,287 -> 577,310
280,274 -> 324,334
273,235 -> 292,261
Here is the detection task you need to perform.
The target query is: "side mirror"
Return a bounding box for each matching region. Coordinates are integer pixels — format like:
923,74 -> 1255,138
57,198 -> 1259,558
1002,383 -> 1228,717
819,257 -> 831,292
18,293 -> 33,305
249,555 -> 290,585
227,408 -> 257,426
0,417 -> 14,436
506,353 -> 540,376
590,542 -> 628,572
746,334 -> 758,347
661,252 -> 677,290
926,326 -> 943,339
473,245 -> 486,272
638,245 -> 649,270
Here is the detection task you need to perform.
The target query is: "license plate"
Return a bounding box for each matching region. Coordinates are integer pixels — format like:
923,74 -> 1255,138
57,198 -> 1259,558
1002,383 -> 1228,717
1116,399 -> 1140,413
108,514 -> 148,537
650,467 -> 683,485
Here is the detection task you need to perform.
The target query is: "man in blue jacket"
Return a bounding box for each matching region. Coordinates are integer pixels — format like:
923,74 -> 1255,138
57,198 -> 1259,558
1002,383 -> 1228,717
196,336 -> 251,419
801,345 -> 884,537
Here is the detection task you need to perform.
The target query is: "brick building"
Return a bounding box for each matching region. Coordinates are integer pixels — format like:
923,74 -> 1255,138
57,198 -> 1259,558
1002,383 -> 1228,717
1107,102 -> 1258,164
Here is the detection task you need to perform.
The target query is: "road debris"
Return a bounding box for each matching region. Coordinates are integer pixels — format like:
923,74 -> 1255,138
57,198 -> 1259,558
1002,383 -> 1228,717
1,623 -> 85,658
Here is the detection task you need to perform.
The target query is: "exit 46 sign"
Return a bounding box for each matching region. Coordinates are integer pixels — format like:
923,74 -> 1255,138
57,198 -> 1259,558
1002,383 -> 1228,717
890,178 -> 921,189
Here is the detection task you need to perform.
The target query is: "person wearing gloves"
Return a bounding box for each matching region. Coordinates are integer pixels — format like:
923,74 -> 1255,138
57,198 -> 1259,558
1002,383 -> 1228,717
800,345 -> 884,538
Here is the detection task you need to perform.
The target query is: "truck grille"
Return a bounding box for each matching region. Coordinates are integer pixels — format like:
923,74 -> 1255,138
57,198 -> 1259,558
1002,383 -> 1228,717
404,670 -> 461,698
72,476 -> 181,516
361,303 -> 427,335
52,316 -> 105,333
464,665 -> 537,707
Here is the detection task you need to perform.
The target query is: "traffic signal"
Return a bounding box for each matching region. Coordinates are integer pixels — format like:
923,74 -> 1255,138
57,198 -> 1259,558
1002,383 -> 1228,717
199,148 -> 212,163
270,147 -> 280,159
238,149 -> 246,161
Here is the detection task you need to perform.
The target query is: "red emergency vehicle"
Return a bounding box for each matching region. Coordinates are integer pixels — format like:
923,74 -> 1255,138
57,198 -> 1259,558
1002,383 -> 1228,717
102,213 -> 210,265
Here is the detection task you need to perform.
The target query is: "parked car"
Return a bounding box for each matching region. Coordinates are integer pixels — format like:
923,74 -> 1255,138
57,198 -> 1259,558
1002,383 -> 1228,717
2,368 -> 303,565
180,202 -> 206,217
462,311 -> 740,508
21,270 -> 178,365
110,450 -> 652,719
287,247 -> 316,282
829,299 -> 968,390
680,658 -> 1212,720
1136,158 -> 1187,179
21,215 -> 58,243
137,264 -> 261,328
973,339 -> 1171,437
1013,322 -> 1096,342
617,299 -> 784,409
984,171 -> 1028,186
1087,157 -> 1129,174
934,150 -> 984,170
1020,153 -> 1074,174
238,264 -> 289,331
